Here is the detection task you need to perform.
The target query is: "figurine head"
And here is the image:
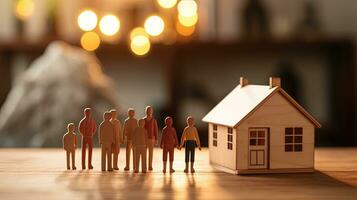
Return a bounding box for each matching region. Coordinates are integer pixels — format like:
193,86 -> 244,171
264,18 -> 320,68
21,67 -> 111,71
187,116 -> 195,127
138,119 -> 145,128
165,116 -> 173,127
145,106 -> 153,117
84,108 -> 92,118
110,109 -> 117,119
128,108 -> 135,118
67,123 -> 75,133
103,111 -> 111,121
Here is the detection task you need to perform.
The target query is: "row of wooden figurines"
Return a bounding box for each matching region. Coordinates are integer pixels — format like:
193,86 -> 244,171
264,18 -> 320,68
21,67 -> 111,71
63,106 -> 201,173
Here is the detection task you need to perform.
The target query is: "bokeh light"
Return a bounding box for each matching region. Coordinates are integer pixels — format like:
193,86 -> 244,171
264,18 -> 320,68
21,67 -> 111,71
144,15 -> 165,36
80,31 -> 101,51
78,10 -> 98,31
15,0 -> 35,20
130,35 -> 151,56
177,0 -> 197,17
176,22 -> 195,36
130,27 -> 148,40
99,14 -> 120,36
178,13 -> 198,27
157,0 -> 177,9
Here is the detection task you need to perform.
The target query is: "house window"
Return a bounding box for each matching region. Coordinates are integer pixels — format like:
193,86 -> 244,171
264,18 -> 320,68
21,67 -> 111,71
285,127 -> 303,152
249,130 -> 265,146
212,124 -> 217,147
227,127 -> 233,150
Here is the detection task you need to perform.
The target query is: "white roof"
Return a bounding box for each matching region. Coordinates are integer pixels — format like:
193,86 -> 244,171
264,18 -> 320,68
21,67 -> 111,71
202,84 -> 321,128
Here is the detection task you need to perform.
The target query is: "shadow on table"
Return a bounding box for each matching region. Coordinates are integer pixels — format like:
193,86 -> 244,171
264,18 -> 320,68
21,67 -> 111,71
56,170 -> 200,199
56,170 -> 357,199
212,170 -> 357,199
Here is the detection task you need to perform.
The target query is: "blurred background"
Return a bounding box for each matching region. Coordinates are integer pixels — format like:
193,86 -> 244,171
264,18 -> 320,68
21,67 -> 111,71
0,0 -> 355,147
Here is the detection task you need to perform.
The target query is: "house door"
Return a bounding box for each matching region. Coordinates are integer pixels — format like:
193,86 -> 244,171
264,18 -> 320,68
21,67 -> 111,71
248,128 -> 268,169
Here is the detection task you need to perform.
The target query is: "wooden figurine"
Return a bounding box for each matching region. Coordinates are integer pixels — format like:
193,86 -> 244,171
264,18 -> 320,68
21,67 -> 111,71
110,109 -> 122,170
99,112 -> 115,171
63,123 -> 77,170
132,119 -> 148,173
143,106 -> 158,171
123,108 -> 138,171
179,116 -> 201,173
160,116 -> 178,173
202,77 -> 321,174
78,108 -> 97,170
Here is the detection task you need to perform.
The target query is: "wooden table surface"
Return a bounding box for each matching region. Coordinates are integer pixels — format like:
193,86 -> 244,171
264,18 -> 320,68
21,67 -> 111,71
0,148 -> 357,200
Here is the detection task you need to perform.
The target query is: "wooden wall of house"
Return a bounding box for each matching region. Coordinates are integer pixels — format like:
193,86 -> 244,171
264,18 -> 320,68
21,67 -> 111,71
208,123 -> 236,170
237,92 -> 315,170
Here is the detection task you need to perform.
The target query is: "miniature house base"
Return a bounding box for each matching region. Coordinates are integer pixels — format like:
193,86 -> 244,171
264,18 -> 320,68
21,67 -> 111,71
202,77 -> 321,175
210,163 -> 314,175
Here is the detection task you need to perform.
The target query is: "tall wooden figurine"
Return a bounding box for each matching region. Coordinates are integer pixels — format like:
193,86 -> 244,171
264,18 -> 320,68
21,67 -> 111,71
63,123 -> 77,170
132,119 -> 148,173
99,112 -> 115,171
79,108 -> 97,170
179,116 -> 201,173
143,106 -> 158,171
160,116 -> 178,173
110,109 -> 122,170
123,108 -> 138,171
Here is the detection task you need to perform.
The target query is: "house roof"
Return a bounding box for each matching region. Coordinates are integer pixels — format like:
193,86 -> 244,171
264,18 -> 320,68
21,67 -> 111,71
202,84 -> 321,128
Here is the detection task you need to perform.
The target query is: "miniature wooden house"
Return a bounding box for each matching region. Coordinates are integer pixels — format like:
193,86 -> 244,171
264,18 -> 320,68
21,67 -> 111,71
202,77 -> 321,174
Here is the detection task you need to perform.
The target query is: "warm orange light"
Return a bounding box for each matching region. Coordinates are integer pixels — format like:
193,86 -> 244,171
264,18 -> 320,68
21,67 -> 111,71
130,27 -> 148,40
78,10 -> 98,31
178,13 -> 198,27
177,0 -> 197,17
130,35 -> 151,56
176,22 -> 195,36
157,0 -> 177,9
80,31 -> 101,51
144,15 -> 165,36
15,0 -> 35,20
99,14 -> 120,36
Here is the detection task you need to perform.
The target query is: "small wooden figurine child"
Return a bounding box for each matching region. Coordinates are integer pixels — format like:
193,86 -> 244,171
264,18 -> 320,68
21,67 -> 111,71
132,119 -> 148,173
78,108 -> 97,170
110,109 -> 122,170
63,123 -> 77,170
179,116 -> 201,173
99,112 -> 115,171
123,108 -> 138,171
160,116 -> 178,173
143,106 -> 158,171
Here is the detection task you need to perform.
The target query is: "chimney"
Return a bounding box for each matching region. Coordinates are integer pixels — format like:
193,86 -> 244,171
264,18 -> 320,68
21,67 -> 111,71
240,77 -> 248,87
269,77 -> 281,88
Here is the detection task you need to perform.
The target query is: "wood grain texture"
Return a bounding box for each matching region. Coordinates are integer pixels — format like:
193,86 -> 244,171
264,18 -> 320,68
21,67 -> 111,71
0,148 -> 357,200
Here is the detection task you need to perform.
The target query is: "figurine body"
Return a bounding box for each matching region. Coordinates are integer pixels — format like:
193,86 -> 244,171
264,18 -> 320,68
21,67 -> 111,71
179,116 -> 201,173
63,123 -> 77,170
110,109 -> 122,170
99,112 -> 115,171
123,108 -> 138,171
143,106 -> 158,171
79,108 -> 97,170
132,119 -> 148,173
160,117 -> 178,173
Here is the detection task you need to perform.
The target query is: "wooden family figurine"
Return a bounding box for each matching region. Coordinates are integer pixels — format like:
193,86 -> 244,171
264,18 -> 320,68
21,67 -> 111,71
79,108 -> 97,170
143,106 -> 158,171
132,119 -> 148,173
123,108 -> 138,171
110,109 -> 122,170
179,116 -> 201,173
160,116 -> 179,173
63,107 -> 203,173
99,112 -> 115,171
63,123 -> 77,170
